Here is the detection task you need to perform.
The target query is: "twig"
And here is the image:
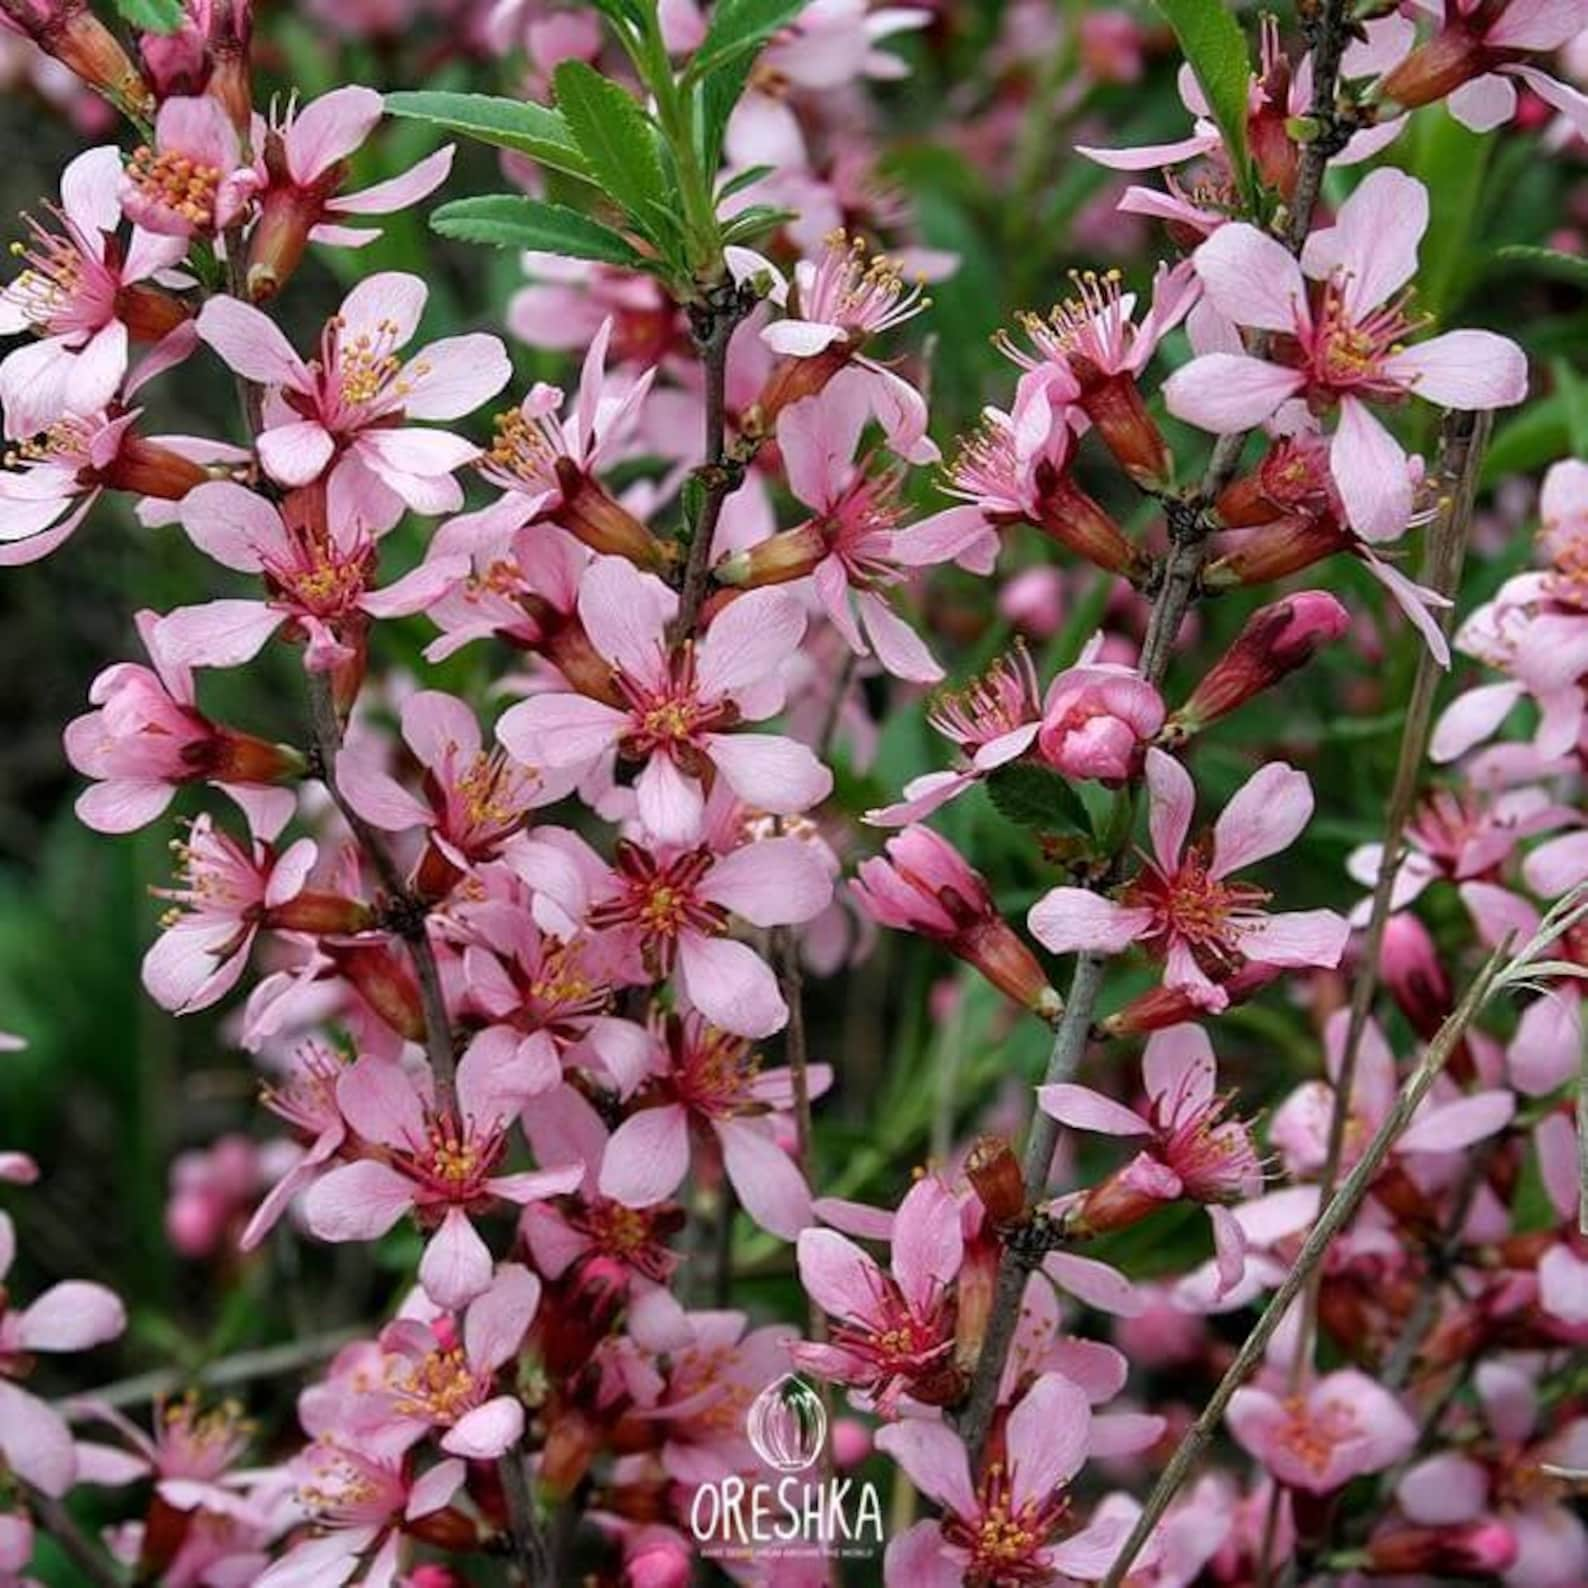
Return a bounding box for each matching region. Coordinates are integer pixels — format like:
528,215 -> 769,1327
1096,943 -> 1509,1588
672,289 -> 752,641
497,1449 -> 554,1588
1284,409 -> 1489,1381
305,671 -> 458,1106
24,1486 -> 125,1588
68,1328 -> 360,1410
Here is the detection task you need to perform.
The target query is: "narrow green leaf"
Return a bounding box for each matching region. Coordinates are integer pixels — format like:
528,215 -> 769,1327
685,0 -> 805,83
116,0 -> 185,29
1553,359 -> 1588,455
985,764 -> 1092,836
384,92 -> 592,183
552,61 -> 670,240
1405,106 -> 1491,319
430,196 -> 649,268
720,203 -> 798,244
1495,245 -> 1588,292
718,164 -> 775,202
1150,0 -> 1255,209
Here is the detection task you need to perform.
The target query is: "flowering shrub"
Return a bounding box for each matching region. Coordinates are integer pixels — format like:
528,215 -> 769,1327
1,0 -> 1587,1584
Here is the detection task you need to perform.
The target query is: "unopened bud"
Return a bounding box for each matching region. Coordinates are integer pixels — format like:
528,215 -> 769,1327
964,1135 -> 1027,1224
1167,591 -> 1349,739
1381,913 -> 1453,1040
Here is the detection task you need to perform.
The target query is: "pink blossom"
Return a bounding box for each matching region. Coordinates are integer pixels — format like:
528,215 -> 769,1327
513,823 -> 832,1038
1227,1368 -> 1416,1493
866,646 -> 1045,825
793,1174 -> 963,1411
599,1013 -> 827,1239
723,373 -> 950,680
119,95 -> 261,238
65,608 -> 301,837
301,1048 -> 582,1308
0,145 -> 189,428
728,233 -> 937,464
1040,1024 -> 1262,1293
852,825 -> 1060,1019
142,817 -> 318,1015
1029,750 -> 1348,1010
877,1373 -> 1141,1584
159,478 -> 469,673
195,272 -> 509,516
1166,168 -> 1527,541
240,1040 -> 349,1250
1038,656 -> 1165,781
496,555 -> 831,846
0,1210 -> 126,1497
256,1438 -> 464,1588
245,86 -> 456,299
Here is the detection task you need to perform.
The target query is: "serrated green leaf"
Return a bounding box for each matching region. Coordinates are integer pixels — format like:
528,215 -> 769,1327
384,92 -> 593,183
1496,245 -> 1588,292
1150,0 -> 1254,210
430,196 -> 649,267
985,764 -> 1092,836
685,0 -> 806,83
116,0 -> 185,29
553,61 -> 671,243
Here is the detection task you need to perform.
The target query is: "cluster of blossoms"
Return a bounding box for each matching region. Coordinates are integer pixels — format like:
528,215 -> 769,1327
1,0 -> 1587,1585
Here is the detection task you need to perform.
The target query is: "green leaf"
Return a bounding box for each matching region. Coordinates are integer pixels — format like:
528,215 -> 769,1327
1404,106 -> 1491,320
685,0 -> 806,83
1553,359 -> 1588,455
1483,394 -> 1567,485
718,164 -> 775,202
430,196 -> 649,267
1495,245 -> 1588,292
116,0 -> 185,30
985,764 -> 1092,836
552,61 -> 670,241
384,92 -> 593,183
720,204 -> 797,244
1150,0 -> 1254,209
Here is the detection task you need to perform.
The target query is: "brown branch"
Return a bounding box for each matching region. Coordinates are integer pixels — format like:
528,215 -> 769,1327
497,1448 -> 555,1588
24,1486 -> 125,1588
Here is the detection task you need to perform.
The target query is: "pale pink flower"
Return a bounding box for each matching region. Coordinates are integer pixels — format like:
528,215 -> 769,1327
0,408 -> 215,565
0,1210 -> 126,1497
159,479 -> 469,672
442,317 -> 660,568
0,145 -> 188,428
301,1049 -> 582,1308
1227,1368 -> 1416,1493
119,95 -> 261,237
239,1040 -> 349,1251
165,1134 -> 270,1257
142,816 -> 318,1015
716,375 -> 945,682
512,824 -> 832,1038
65,608 -> 300,837
793,1174 -> 962,1411
877,1373 -> 1141,1584
336,689 -> 567,892
728,233 -> 937,465
1269,1007 -> 1515,1179
496,555 -> 831,847
1029,750 -> 1349,1011
599,1013 -> 827,1239
245,86 -> 455,298
256,1438 -> 464,1588
866,646 -> 1045,825
1380,0 -> 1588,137
195,272 -> 510,516
1166,168 -> 1527,541
305,1264 -> 541,1459
1040,1024 -> 1262,1293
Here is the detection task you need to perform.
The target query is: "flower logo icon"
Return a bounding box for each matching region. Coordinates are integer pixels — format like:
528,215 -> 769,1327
747,1373 -> 827,1473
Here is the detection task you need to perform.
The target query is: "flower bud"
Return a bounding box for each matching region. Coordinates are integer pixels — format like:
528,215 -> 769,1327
852,827 -> 1062,1021
1381,913 -> 1453,1041
1166,592 -> 1348,740
1038,665 -> 1164,781
325,942 -> 425,1042
0,0 -> 151,116
1365,1522 -> 1518,1577
964,1135 -> 1027,1225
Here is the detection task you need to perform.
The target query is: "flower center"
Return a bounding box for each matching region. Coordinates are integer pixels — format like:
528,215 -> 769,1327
126,146 -> 223,230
